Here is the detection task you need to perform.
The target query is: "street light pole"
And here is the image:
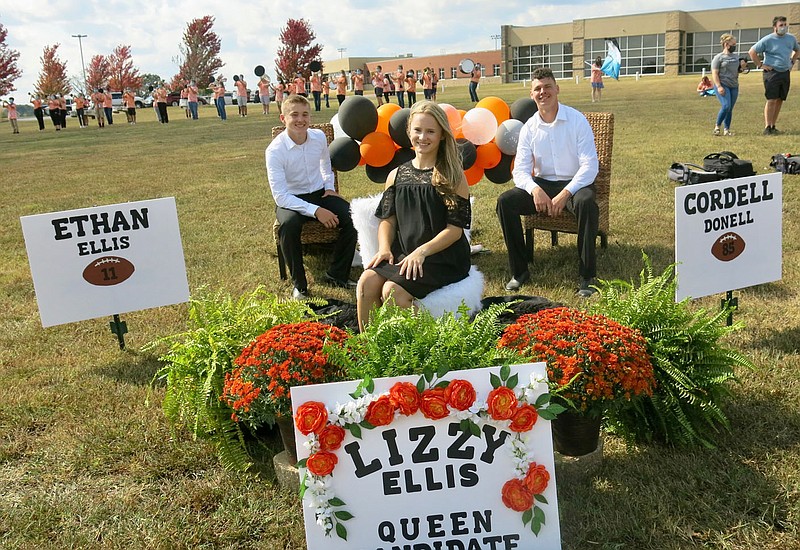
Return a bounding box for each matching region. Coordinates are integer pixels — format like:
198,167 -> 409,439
337,48 -> 347,59
491,34 -> 501,50
72,34 -> 88,93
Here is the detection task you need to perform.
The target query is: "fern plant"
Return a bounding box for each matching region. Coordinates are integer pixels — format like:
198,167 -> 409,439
591,254 -> 754,448
332,302 -> 525,382
145,286 -> 322,471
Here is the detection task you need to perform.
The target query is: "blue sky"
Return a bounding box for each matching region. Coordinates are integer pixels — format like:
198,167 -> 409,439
0,0 -> 791,96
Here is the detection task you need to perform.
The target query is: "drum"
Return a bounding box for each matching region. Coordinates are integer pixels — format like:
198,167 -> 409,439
233,75 -> 240,82
309,60 -> 323,72
459,59 -> 475,74
254,65 -> 265,77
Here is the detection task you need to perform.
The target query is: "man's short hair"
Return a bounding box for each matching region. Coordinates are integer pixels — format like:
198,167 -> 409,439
773,15 -> 787,26
281,94 -> 311,114
531,67 -> 555,82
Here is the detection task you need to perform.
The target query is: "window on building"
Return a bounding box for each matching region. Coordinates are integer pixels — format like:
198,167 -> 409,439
511,42 -> 573,81
439,68 -> 445,80
493,64 -> 500,76
584,34 -> 665,77
683,27 -> 772,73
451,67 -> 458,78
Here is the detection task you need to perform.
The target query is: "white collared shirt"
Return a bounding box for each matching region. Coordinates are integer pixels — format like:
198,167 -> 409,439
512,103 -> 599,196
265,128 -> 335,217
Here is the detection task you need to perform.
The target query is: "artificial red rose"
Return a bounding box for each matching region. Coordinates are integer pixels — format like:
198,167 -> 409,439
389,382 -> 420,416
444,379 -> 477,411
306,451 -> 338,477
486,386 -> 518,420
509,404 -> 539,432
419,387 -> 449,420
501,478 -> 533,512
318,424 -> 346,451
365,394 -> 396,427
294,401 -> 328,435
523,462 -> 550,495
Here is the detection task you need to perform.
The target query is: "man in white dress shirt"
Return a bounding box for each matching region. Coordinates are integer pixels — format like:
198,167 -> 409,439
496,67 -> 600,297
266,95 -> 357,298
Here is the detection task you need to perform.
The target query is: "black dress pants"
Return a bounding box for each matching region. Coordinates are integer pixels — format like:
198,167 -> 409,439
276,189 -> 357,291
496,180 -> 599,280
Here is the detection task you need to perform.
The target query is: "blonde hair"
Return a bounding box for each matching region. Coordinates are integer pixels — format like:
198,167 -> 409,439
720,33 -> 735,46
407,100 -> 463,203
281,94 -> 310,115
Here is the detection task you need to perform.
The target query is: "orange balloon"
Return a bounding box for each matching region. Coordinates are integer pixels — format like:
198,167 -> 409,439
377,103 -> 401,135
476,96 -> 510,124
359,155 -> 367,166
464,164 -> 484,186
475,142 -> 502,169
360,131 -> 396,167
439,103 -> 462,136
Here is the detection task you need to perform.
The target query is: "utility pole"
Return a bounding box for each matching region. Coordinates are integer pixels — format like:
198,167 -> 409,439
337,48 -> 347,59
491,34 -> 501,50
72,34 -> 88,93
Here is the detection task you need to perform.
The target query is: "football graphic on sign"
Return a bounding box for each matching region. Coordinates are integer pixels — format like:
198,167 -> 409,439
710,232 -> 746,262
82,256 -> 136,286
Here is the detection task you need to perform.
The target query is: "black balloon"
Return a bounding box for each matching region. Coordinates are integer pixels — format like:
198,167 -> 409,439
388,108 -> 412,149
457,138 -> 477,170
366,148 -> 415,183
484,153 -> 515,184
338,96 -> 378,141
329,137 -> 361,172
510,98 -> 538,123
254,65 -> 265,77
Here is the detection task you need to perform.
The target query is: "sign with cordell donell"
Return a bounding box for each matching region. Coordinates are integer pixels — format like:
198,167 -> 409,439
20,197 -> 189,327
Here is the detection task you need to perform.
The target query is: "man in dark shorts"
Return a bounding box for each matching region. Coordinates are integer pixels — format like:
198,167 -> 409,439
749,16 -> 800,135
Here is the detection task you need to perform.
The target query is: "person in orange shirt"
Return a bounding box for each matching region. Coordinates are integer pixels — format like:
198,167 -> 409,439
47,94 -> 62,130
335,70 -> 347,105
235,75 -> 248,117
58,94 -> 68,128
212,78 -> 227,121
293,72 -> 307,97
123,88 -> 137,124
352,69 -> 364,96
180,83 -> 190,118
187,80 -> 199,119
422,67 -> 433,100
372,66 -> 384,106
394,65 -> 406,108
257,76 -> 272,115
405,70 -> 417,106
274,79 -> 285,110
469,64 -> 481,102
431,70 -> 439,101
91,89 -> 105,128
154,83 -> 169,123
310,71 -> 322,111
73,93 -> 87,128
30,94 -> 45,130
103,89 -> 114,124
3,98 -> 19,134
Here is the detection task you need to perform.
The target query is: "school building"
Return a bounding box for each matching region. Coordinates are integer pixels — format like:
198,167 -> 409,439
501,2 -> 799,82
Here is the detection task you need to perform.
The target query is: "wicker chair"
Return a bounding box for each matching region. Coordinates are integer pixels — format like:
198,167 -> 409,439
523,112 -> 614,259
270,123 -> 340,280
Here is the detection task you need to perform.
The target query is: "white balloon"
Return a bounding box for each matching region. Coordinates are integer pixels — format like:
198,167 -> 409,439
461,107 -> 497,145
495,119 -> 524,155
330,113 -> 346,140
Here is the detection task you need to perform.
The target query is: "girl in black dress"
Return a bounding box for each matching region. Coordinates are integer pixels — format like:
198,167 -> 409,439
356,100 -> 472,331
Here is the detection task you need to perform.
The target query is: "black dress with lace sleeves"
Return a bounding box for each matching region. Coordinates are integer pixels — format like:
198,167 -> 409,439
370,161 -> 471,298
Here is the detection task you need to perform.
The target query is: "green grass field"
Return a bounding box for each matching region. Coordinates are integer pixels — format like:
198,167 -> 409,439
1,74 -> 799,549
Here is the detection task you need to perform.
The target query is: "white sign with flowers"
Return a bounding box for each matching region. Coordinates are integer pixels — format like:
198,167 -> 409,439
291,362 -> 562,550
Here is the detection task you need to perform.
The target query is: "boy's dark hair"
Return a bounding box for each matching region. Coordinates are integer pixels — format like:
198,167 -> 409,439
531,67 -> 555,81
773,15 -> 787,26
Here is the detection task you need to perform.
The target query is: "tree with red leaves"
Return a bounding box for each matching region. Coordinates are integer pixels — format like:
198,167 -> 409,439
35,44 -> 70,96
174,16 -> 223,89
0,22 -> 22,96
275,18 -> 323,82
85,54 -> 110,93
108,45 -> 143,92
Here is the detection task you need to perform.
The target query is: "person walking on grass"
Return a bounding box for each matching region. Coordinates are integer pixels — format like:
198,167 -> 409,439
187,81 -> 199,120
258,77 -> 272,115
31,94 -> 45,131
590,57 -> 604,102
711,34 -> 740,136
235,75 -> 248,117
103,89 -> 113,125
3,98 -> 19,134
749,15 -> 800,135
91,89 -> 105,128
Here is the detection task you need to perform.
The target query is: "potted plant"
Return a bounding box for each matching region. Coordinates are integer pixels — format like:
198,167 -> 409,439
221,320 -> 350,462
498,307 -> 657,455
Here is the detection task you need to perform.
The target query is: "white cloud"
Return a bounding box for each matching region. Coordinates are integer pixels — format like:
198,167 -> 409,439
0,0 -> 788,96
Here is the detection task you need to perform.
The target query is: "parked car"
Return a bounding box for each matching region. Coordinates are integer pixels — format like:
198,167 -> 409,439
145,93 -> 208,107
109,91 -> 145,110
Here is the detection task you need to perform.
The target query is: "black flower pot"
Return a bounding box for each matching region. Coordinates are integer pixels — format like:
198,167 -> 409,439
551,411 -> 602,456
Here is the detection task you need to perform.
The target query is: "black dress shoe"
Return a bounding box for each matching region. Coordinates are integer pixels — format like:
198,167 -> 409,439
323,273 -> 357,289
505,271 -> 530,291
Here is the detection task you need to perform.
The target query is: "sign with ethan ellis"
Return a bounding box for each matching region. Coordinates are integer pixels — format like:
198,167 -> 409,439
20,197 -> 189,327
675,173 -> 782,301
290,362 -> 563,549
